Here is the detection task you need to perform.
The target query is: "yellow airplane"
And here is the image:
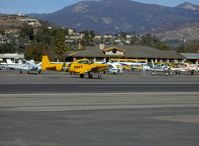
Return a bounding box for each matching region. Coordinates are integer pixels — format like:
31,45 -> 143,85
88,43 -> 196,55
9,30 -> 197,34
41,55 -> 64,71
68,58 -> 108,78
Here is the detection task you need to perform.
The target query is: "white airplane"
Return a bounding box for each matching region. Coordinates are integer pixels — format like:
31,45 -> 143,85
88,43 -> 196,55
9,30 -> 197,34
0,59 -> 23,70
6,60 -> 42,74
120,62 -> 147,66
171,63 -> 199,75
119,62 -> 150,71
148,60 -> 172,75
106,62 -> 123,74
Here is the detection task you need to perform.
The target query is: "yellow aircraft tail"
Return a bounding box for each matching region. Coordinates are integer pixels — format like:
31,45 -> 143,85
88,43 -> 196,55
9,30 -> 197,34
42,55 -> 50,71
41,55 -> 63,71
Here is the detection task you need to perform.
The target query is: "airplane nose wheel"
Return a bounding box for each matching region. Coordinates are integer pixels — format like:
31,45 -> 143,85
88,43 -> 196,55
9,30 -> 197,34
98,73 -> 102,79
80,74 -> 84,78
191,70 -> 194,75
88,73 -> 93,79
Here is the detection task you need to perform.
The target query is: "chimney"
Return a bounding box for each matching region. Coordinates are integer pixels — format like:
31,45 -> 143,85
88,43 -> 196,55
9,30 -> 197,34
99,43 -> 105,50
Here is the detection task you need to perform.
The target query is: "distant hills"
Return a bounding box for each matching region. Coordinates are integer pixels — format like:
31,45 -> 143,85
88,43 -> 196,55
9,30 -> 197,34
0,14 -> 26,29
30,0 -> 199,36
154,2 -> 199,41
176,2 -> 199,11
154,22 -> 199,41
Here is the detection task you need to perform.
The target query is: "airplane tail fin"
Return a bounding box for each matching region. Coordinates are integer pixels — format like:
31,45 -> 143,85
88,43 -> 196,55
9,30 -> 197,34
41,55 -> 50,71
151,59 -> 155,68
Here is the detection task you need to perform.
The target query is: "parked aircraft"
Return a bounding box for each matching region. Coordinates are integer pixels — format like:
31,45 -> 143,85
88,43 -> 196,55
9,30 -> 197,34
4,60 -> 42,74
148,60 -> 172,75
41,55 -> 65,71
106,62 -> 123,74
68,58 -> 108,78
171,63 -> 199,75
0,59 -> 23,70
119,62 -> 150,71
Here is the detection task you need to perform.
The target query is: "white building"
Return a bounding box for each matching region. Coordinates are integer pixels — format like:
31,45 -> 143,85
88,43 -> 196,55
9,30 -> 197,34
0,53 -> 24,62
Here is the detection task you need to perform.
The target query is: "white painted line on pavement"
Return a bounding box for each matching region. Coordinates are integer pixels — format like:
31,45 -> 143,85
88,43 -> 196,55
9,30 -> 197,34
0,92 -> 199,97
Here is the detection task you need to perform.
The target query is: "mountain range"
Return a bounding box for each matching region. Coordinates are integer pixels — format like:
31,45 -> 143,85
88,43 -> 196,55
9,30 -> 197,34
176,2 -> 199,11
32,0 -> 199,39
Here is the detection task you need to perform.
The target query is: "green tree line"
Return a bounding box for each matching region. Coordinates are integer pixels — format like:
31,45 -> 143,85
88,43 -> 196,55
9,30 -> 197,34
177,40 -> 199,53
24,26 -> 71,61
1,25 -> 198,61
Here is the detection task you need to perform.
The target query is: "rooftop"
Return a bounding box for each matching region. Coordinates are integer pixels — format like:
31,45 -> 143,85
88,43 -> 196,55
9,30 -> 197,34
180,53 -> 199,59
65,45 -> 183,59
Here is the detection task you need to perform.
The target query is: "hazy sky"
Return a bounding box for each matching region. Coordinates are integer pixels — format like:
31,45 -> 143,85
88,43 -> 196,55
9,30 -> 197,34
0,0 -> 199,14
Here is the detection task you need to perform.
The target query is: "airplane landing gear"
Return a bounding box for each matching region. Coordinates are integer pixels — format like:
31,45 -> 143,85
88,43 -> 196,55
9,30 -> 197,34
167,70 -> 172,76
80,74 -> 84,78
97,73 -> 102,79
88,72 -> 93,79
191,70 -> 194,75
38,70 -> 41,74
175,71 -> 180,74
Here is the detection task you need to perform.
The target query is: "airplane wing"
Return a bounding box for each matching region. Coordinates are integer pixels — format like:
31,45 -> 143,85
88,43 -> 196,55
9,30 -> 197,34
6,64 -> 26,70
6,60 -> 41,74
90,64 -> 108,73
149,68 -> 168,72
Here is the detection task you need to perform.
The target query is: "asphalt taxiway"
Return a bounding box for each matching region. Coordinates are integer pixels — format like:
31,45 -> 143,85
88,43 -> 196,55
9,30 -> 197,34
0,70 -> 199,93
0,70 -> 199,146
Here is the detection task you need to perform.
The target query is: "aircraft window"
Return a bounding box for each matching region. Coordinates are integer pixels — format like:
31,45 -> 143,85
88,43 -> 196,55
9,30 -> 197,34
78,60 -> 89,64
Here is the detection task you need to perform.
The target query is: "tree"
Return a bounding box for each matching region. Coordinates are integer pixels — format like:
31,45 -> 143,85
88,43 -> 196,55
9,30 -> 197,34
0,29 -> 5,35
141,33 -> 170,50
36,28 -> 54,45
130,35 -> 139,45
24,42 -> 43,61
177,40 -> 199,53
20,25 -> 35,40
0,43 -> 15,53
120,32 -> 127,39
80,30 -> 96,46
53,29 -> 68,61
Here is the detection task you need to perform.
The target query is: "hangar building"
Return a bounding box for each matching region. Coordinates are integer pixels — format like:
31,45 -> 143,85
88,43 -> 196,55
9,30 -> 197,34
65,45 -> 184,63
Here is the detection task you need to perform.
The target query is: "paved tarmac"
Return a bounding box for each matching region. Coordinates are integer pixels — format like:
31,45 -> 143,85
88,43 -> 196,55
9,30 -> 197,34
0,70 -> 199,146
0,70 -> 199,93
